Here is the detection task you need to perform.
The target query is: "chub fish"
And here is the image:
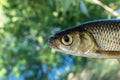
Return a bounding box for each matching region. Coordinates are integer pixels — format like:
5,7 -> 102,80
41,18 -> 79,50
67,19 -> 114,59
48,19 -> 120,62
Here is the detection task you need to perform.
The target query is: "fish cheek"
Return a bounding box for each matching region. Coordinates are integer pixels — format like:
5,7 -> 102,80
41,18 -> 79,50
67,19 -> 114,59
80,32 -> 99,53
70,34 -> 81,52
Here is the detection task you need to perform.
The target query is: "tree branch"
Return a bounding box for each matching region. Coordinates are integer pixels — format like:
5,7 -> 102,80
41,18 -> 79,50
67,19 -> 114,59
92,0 -> 120,17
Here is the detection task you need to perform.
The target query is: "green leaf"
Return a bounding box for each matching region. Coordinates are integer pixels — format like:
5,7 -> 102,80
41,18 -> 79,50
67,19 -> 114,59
80,0 -> 89,17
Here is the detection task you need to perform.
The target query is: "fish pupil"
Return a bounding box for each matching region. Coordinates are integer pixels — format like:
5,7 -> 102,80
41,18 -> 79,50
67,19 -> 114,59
64,35 -> 69,42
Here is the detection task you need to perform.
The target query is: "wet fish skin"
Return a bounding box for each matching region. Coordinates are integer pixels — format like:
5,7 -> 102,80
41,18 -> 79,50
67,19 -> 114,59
82,20 -> 120,51
48,19 -> 120,59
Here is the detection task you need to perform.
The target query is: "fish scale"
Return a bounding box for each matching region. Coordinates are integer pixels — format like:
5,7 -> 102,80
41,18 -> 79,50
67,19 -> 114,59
83,21 -> 120,51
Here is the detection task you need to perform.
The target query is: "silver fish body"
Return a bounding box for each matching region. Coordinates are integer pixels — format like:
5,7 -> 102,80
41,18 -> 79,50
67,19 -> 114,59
49,19 -> 120,59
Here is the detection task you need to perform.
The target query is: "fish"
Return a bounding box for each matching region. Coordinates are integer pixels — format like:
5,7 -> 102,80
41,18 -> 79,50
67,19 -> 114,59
48,19 -> 120,62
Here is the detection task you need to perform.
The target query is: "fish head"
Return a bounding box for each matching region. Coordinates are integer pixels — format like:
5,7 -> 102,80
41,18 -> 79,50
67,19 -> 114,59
48,29 -> 98,56
48,30 -> 81,54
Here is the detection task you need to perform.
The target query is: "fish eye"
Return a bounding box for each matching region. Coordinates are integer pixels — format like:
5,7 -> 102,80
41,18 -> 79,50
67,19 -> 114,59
61,34 -> 73,46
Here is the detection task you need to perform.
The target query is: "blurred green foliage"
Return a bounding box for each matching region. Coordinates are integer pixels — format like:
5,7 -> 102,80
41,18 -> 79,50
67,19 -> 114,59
0,0 -> 120,80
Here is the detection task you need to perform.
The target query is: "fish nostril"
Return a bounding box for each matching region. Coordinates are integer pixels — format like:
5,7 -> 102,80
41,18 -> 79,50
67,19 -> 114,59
48,37 -> 54,43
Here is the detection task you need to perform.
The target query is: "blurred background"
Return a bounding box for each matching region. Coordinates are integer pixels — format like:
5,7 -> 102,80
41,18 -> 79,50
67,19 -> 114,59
0,0 -> 120,80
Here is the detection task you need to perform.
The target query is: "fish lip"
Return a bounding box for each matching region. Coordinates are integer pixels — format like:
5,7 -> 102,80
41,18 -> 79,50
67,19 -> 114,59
49,42 -> 57,48
48,36 -> 54,46
48,37 -> 59,49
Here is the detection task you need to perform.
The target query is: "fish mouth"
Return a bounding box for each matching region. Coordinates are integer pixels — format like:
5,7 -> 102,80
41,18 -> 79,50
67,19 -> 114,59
48,37 -> 59,49
49,42 -> 58,49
